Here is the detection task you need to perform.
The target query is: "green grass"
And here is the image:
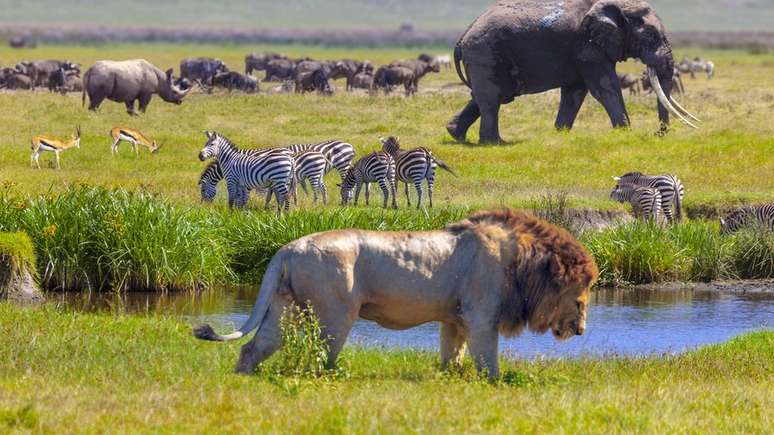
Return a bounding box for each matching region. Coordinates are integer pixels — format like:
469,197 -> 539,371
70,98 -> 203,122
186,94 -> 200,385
0,44 -> 772,212
0,0 -> 770,31
0,305 -> 771,432
1,186 -> 771,288
0,231 -> 36,290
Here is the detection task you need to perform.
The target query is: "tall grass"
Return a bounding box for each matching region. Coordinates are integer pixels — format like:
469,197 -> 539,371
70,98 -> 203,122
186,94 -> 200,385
0,186 -> 232,291
0,186 -> 771,289
262,303 -> 333,378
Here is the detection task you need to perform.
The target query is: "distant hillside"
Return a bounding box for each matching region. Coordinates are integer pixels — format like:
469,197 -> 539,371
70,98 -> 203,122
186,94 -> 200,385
0,0 -> 772,32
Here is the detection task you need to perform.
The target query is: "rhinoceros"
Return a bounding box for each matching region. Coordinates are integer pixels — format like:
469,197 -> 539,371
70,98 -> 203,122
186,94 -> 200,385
82,59 -> 190,116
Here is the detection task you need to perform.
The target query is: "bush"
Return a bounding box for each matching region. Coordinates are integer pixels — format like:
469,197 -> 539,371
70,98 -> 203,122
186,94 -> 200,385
265,303 -> 331,378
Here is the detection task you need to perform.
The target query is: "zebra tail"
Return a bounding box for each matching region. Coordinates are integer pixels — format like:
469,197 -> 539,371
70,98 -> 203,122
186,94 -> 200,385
433,156 -> 457,177
673,187 -> 683,222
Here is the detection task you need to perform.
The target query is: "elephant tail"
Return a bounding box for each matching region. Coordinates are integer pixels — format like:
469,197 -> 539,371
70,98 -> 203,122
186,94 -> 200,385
193,249 -> 288,342
453,43 -> 470,89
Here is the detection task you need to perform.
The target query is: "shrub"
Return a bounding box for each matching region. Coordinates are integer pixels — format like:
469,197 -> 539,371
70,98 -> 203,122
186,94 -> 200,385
266,303 -> 331,378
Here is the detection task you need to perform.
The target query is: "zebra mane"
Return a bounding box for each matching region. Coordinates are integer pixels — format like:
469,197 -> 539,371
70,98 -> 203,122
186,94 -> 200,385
621,171 -> 644,177
211,132 -> 240,151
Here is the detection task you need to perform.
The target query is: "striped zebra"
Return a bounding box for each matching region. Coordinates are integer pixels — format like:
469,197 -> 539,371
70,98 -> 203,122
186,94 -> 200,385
340,151 -> 397,208
613,172 -> 685,222
198,132 -> 295,211
291,150 -> 333,204
198,139 -> 353,203
610,184 -> 664,222
720,204 -> 774,235
380,136 -> 455,208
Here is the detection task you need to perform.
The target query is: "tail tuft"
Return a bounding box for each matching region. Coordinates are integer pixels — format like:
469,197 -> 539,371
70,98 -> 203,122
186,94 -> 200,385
193,324 -> 220,341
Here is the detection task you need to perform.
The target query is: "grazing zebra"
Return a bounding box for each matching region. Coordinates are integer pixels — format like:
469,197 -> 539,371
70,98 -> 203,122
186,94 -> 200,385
198,132 -> 295,211
198,140 -> 351,203
30,126 -> 81,169
720,204 -> 774,235
613,172 -> 685,222
610,184 -> 664,222
379,136 -> 456,208
340,151 -> 397,208
109,127 -> 161,155
291,150 -> 332,204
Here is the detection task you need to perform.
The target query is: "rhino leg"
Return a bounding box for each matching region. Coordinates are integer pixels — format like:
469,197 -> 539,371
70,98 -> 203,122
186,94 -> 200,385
138,94 -> 152,113
125,100 -> 139,116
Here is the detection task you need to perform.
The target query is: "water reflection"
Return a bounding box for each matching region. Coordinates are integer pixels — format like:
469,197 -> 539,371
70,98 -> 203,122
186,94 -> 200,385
51,285 -> 773,359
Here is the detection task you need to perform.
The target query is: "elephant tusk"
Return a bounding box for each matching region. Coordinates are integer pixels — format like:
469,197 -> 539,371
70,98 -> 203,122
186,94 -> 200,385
648,67 -> 698,129
668,95 -> 701,123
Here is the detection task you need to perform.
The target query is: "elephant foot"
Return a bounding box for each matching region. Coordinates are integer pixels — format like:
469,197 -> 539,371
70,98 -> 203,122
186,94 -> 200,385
479,135 -> 504,145
445,121 -> 468,143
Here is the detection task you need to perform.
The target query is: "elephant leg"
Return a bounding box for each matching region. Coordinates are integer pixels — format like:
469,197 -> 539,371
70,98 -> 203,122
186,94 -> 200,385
477,99 -> 503,144
466,324 -> 499,379
581,64 -> 629,128
236,297 -> 286,374
446,99 -> 481,142
555,83 -> 589,130
440,322 -> 467,370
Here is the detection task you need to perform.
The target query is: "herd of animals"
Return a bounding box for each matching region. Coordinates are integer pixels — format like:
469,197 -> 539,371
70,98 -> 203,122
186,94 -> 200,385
616,57 -> 716,96
0,52 -> 451,106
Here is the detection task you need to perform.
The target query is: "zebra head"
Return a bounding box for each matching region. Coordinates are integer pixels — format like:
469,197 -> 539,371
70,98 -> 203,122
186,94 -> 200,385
338,170 -> 356,205
609,183 -> 630,203
199,131 -> 224,161
379,136 -> 401,156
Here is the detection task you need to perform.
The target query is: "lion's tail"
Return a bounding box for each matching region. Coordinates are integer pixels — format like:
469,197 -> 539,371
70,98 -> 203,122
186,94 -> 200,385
193,250 -> 287,342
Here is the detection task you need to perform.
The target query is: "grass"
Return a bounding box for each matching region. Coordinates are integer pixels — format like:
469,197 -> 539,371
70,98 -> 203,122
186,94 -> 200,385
0,304 -> 771,432
1,186 -> 771,289
0,44 -> 772,212
0,231 -> 36,292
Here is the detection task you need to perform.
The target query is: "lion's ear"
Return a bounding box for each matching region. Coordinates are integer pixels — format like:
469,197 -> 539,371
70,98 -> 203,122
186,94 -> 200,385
549,253 -> 567,286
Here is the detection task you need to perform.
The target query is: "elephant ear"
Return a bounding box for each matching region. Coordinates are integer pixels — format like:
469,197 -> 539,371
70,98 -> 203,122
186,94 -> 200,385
582,1 -> 650,62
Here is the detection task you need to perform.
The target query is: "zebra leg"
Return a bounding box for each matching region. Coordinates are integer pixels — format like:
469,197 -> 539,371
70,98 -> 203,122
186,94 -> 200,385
226,181 -> 242,209
353,182 -> 363,206
428,179 -> 434,208
391,178 -> 398,209
264,189 -> 273,210
363,182 -> 370,206
378,179 -> 389,209
414,179 -> 423,209
404,182 -> 411,207
320,180 -> 328,205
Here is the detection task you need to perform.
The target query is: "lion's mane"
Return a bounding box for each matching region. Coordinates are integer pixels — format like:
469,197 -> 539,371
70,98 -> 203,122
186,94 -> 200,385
447,209 -> 598,337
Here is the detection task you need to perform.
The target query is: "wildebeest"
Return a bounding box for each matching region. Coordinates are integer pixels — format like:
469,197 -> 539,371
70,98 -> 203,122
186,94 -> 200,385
82,59 -> 190,115
16,59 -> 80,89
329,59 -> 371,91
388,59 -> 439,92
245,52 -> 286,75
373,65 -> 416,96
295,69 -> 332,94
642,67 -> 685,95
264,58 -> 297,82
180,57 -> 228,86
617,73 -> 640,95
48,67 -> 83,94
351,72 -> 373,90
213,71 -> 259,93
0,67 -> 32,90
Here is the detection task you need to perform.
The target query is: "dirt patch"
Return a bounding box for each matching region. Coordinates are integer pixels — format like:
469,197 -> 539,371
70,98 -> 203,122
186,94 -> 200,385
635,279 -> 774,293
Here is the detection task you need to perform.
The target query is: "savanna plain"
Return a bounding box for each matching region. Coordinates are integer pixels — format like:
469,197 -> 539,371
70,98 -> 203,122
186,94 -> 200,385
0,43 -> 773,433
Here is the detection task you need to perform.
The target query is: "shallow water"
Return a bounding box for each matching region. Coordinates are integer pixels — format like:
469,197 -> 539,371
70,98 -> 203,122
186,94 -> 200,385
52,285 -> 773,359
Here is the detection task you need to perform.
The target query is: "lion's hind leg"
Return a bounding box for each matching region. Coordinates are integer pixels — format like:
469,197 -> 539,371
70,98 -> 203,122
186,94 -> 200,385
235,299 -> 285,374
440,322 -> 467,371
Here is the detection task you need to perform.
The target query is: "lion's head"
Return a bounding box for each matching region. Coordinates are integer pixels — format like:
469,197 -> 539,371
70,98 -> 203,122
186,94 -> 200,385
449,209 -> 598,341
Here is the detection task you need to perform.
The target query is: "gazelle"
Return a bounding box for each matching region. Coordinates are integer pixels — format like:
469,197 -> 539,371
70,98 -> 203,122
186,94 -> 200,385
109,127 -> 161,155
30,126 -> 81,169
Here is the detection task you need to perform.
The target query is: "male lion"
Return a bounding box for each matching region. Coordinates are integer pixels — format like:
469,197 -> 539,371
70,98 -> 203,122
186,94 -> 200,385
194,209 -> 598,378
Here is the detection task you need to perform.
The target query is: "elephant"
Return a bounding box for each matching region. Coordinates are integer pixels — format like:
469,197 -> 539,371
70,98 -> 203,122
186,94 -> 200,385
446,0 -> 700,144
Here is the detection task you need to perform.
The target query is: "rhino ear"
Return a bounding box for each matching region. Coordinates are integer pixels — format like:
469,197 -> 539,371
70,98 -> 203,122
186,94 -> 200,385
165,69 -> 173,81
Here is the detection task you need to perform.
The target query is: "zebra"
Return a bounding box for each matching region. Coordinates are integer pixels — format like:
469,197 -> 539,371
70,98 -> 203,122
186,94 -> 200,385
720,204 -> 774,235
610,183 -> 664,222
339,151 -> 397,208
379,136 -> 455,208
612,172 -> 684,222
198,131 -> 295,211
290,150 -> 333,204
198,139 -> 353,203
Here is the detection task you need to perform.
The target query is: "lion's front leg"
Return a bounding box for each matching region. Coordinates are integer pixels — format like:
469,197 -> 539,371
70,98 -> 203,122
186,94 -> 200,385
440,322 -> 467,370
466,325 -> 499,379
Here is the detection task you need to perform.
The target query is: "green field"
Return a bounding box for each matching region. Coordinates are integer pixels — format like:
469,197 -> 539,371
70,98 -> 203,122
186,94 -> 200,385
0,0 -> 771,31
0,305 -> 771,433
0,44 -> 772,212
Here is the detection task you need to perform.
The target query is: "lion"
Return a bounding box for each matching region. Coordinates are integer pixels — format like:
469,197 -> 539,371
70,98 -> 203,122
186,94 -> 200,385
194,209 -> 598,378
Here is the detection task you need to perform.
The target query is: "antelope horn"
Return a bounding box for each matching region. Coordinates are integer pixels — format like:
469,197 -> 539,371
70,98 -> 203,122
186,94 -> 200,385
648,67 -> 698,129
668,95 -> 701,123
